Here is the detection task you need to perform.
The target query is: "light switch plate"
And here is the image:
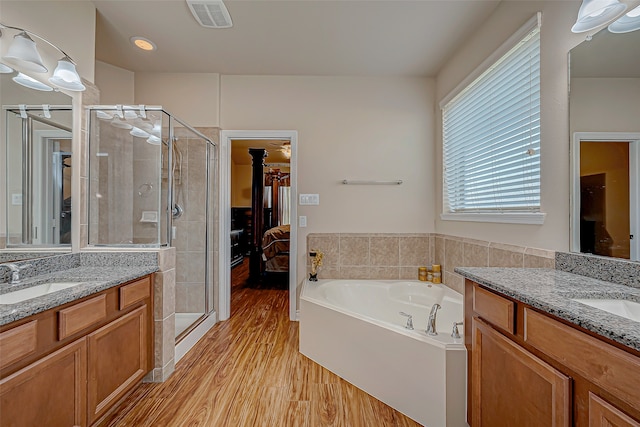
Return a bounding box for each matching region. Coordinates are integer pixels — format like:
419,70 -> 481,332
299,216 -> 307,227
299,194 -> 319,205
11,194 -> 22,205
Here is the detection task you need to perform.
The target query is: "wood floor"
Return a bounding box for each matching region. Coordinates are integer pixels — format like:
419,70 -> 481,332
104,259 -> 422,426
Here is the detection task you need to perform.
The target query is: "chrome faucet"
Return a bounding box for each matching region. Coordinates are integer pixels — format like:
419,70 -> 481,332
451,321 -> 463,339
399,312 -> 414,330
4,263 -> 31,285
426,303 -> 441,336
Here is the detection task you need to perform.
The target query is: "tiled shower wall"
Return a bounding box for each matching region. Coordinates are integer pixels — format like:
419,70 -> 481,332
307,233 -> 555,294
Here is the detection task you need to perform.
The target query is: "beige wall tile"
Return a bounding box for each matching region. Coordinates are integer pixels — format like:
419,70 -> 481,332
339,266 -> 370,279
444,271 -> 464,294
463,242 -> 489,267
370,236 -> 399,266
399,235 -> 430,266
489,243 -> 525,267
369,267 -> 400,280
339,235 -> 369,266
154,269 -> 176,320
316,267 -> 340,280
400,267 -> 421,280
157,247 -> 176,271
524,247 -> 556,268
445,238 -> 463,273
434,236 -> 445,269
307,234 -> 339,267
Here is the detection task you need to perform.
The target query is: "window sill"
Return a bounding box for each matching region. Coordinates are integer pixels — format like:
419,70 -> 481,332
440,212 -> 546,225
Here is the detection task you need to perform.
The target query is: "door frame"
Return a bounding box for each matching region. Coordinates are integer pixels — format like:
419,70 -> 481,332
219,130 -> 298,321
571,132 -> 640,260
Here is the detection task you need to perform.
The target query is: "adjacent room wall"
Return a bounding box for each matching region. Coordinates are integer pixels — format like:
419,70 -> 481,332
434,0 -> 588,251
220,75 -> 436,289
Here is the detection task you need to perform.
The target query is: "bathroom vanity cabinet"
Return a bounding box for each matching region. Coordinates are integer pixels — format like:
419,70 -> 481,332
0,274 -> 154,427
465,279 -> 640,427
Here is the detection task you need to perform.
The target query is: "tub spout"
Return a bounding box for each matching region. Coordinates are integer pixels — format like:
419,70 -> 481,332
426,303 -> 441,336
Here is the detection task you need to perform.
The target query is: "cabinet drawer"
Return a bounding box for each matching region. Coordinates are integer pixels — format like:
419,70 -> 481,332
119,277 -> 151,310
59,295 -> 107,340
473,285 -> 515,333
0,320 -> 38,369
589,393 -> 640,427
524,307 -> 640,410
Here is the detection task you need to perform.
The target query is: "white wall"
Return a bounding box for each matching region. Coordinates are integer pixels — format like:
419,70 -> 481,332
134,73 -> 220,127
95,61 -> 135,105
571,78 -> 640,133
434,1 -> 589,251
220,75 -> 435,286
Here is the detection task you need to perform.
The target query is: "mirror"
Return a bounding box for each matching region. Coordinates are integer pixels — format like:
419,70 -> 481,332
1,72 -> 73,252
569,28 -> 640,261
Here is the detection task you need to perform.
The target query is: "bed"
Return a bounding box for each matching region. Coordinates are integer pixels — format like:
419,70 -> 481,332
261,224 -> 290,273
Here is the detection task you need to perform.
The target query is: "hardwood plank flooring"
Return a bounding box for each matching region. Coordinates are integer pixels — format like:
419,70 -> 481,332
105,259 -> 422,426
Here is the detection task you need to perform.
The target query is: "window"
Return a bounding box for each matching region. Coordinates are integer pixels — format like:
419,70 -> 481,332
441,14 -> 544,224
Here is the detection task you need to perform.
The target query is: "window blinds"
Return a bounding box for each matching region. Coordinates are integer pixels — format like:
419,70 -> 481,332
442,25 -> 541,213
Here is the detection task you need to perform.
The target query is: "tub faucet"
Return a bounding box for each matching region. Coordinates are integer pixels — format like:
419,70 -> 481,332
4,263 -> 31,285
399,312 -> 414,330
426,303 -> 441,336
451,321 -> 463,339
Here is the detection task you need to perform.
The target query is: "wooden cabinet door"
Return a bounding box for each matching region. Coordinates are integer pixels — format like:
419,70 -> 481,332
87,305 -> 148,425
589,392 -> 640,427
0,338 -> 87,427
472,318 -> 571,427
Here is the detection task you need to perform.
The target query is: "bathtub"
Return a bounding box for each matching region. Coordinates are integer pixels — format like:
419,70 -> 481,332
300,279 -> 466,427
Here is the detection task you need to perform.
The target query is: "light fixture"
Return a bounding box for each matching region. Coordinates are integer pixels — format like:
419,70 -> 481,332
2,31 -> 47,72
130,127 -> 150,138
608,5 -> 640,33
147,135 -> 162,145
280,143 -> 291,159
0,62 -> 13,73
0,22 -> 85,91
571,0 -> 627,33
12,72 -> 53,91
130,36 -> 157,51
49,56 -> 86,91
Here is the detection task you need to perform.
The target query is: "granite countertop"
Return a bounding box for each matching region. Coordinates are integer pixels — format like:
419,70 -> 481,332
0,265 -> 158,326
454,267 -> 640,352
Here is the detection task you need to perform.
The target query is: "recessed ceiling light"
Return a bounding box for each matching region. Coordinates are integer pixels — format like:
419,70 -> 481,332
130,36 -> 156,51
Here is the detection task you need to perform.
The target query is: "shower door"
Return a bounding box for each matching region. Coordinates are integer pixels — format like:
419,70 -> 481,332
170,118 -> 214,339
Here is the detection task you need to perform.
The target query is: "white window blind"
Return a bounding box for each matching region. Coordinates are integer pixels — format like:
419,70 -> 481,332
442,21 -> 541,215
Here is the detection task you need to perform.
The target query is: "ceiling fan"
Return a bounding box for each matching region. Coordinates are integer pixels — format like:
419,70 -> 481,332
266,140 -> 291,159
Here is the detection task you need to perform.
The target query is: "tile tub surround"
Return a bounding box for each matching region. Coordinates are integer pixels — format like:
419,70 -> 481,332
306,234 -> 433,281
556,252 -> 640,289
306,233 -> 555,294
455,267 -> 640,352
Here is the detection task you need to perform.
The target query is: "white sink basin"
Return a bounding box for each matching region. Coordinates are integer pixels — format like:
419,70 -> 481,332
572,298 -> 640,322
0,282 -> 84,305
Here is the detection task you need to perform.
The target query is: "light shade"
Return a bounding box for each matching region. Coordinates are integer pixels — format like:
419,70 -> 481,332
2,31 -> 48,73
12,72 -> 53,91
572,0 -> 627,33
48,57 -> 85,91
0,62 -> 13,73
608,5 -> 640,33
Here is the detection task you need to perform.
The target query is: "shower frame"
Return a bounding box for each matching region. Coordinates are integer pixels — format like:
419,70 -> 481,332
86,105 -> 216,335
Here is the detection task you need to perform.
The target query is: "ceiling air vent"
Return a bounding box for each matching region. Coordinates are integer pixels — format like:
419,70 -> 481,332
186,0 -> 233,28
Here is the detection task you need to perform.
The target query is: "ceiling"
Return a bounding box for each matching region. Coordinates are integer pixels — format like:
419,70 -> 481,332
94,0 -> 501,77
231,139 -> 291,166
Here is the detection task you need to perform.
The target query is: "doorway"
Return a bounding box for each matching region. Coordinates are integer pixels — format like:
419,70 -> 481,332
219,130 -> 298,321
571,132 -> 640,261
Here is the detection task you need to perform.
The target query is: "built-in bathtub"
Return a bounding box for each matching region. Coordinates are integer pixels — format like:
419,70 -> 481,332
300,279 -> 466,427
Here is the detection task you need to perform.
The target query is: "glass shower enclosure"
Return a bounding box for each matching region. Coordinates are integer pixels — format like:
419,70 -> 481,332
87,105 -> 215,340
